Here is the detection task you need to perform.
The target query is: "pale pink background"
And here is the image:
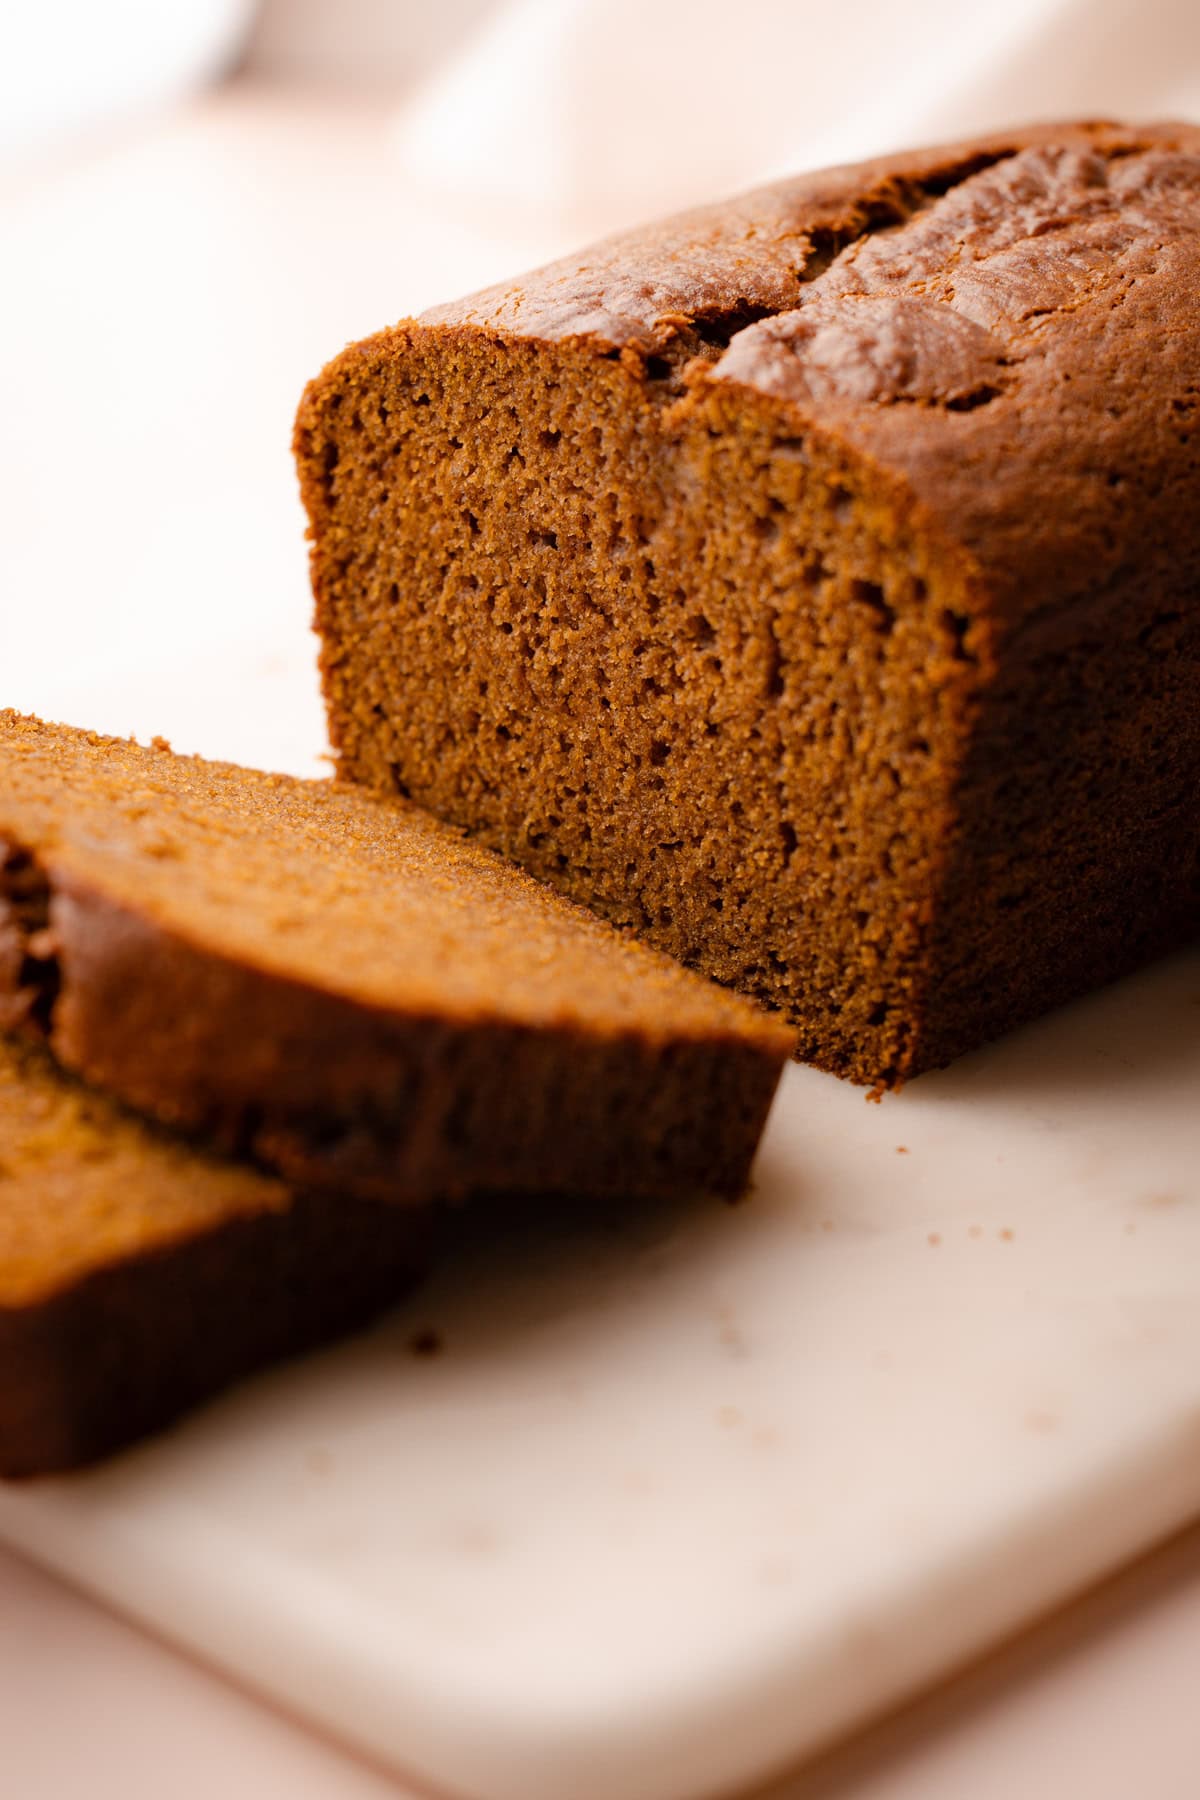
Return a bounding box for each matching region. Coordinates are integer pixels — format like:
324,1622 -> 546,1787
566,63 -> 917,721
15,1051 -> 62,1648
5,1522 -> 1200,1799
3,10 -> 1200,1791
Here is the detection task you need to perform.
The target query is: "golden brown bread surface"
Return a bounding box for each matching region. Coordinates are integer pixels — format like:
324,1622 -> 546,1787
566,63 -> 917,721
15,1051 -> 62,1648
0,1032 -> 420,1478
296,119 -> 1200,1084
0,713 -> 789,1202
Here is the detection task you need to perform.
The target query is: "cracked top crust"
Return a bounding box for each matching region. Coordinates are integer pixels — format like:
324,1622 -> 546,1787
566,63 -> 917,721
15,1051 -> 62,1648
422,118 -> 1200,633
421,120 -> 1195,351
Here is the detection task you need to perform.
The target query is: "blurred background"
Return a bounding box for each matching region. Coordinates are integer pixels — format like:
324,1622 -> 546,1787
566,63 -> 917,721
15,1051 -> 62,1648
3,10 -> 1200,1799
3,0 -> 1199,775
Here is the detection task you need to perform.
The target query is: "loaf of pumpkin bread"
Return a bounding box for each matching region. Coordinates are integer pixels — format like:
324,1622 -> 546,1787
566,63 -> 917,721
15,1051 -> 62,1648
0,713 -> 788,1204
0,1031 -> 421,1477
296,119 -> 1200,1085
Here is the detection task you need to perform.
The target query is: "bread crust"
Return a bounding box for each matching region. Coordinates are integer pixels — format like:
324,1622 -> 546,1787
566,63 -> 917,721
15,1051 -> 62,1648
0,1034 -> 422,1479
298,120 -> 1200,1081
0,715 -> 789,1201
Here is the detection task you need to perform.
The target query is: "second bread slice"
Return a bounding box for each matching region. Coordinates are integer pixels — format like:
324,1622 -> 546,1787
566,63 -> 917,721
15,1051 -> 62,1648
0,1031 -> 421,1477
0,714 -> 790,1203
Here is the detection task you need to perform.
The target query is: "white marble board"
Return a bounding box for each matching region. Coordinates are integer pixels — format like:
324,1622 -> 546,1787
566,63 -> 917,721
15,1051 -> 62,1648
1,922 -> 1197,1800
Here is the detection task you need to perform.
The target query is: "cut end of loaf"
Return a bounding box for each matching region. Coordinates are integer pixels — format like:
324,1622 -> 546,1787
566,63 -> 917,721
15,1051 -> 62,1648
296,327 -> 983,1086
296,121 -> 1200,1085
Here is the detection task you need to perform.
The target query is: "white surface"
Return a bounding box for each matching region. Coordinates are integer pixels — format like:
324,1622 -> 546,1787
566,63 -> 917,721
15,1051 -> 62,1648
7,1520 -> 1200,1800
3,0 -> 255,166
2,949 -> 1198,1800
0,1543 -> 407,1800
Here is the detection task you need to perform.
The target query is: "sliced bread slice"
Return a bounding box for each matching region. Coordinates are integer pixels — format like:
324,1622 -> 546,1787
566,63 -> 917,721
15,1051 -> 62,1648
0,713 -> 790,1204
0,1031 -> 420,1477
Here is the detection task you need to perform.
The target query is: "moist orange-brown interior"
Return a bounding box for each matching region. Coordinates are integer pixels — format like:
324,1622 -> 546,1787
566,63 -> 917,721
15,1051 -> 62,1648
0,713 -> 785,1051
298,335 -> 983,1083
0,1032 -> 289,1310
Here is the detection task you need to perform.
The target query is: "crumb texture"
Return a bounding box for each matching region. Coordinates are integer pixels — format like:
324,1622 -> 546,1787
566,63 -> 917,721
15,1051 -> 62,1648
297,119 -> 1200,1083
0,1032 -> 288,1309
0,713 -> 787,1201
0,1033 -> 420,1478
